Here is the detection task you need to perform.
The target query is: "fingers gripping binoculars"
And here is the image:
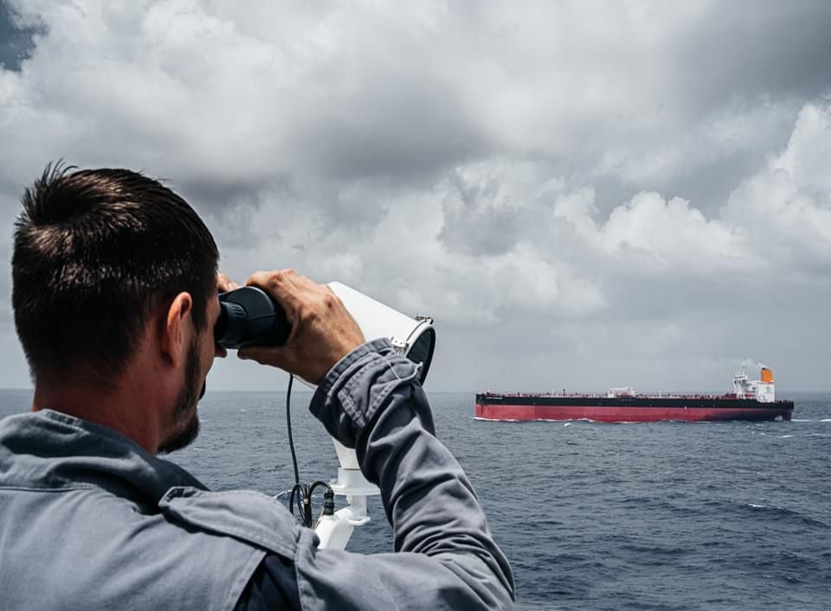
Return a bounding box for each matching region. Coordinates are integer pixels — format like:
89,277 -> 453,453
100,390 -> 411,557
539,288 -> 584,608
214,283 -> 436,385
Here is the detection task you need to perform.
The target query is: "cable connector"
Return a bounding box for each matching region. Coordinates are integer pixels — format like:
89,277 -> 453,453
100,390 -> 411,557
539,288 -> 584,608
322,488 -> 335,517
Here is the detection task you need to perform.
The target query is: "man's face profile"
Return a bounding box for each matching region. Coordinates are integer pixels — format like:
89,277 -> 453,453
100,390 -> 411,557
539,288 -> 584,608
158,295 -> 221,454
158,337 -> 202,454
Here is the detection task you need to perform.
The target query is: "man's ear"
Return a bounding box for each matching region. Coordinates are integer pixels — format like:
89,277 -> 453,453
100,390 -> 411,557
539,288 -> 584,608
160,292 -> 194,367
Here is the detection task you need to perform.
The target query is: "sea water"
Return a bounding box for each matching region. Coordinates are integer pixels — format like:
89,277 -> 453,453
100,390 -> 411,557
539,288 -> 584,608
1,389 -> 829,610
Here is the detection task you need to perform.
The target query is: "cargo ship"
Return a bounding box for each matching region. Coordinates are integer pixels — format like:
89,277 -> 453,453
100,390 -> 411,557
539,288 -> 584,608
475,367 -> 794,423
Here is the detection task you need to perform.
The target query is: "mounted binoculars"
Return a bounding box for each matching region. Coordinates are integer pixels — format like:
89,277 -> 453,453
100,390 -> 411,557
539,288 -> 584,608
214,283 -> 436,385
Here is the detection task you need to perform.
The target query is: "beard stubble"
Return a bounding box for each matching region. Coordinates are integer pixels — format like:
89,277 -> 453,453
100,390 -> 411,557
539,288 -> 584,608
157,338 -> 203,454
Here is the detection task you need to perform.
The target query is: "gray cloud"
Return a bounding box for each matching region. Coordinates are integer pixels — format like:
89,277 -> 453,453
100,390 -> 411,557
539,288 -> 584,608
437,170 -> 524,256
287,73 -> 491,184
667,1 -> 831,110
0,1 -> 42,72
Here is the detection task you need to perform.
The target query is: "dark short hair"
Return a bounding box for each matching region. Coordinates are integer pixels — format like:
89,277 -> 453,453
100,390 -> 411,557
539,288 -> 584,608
12,163 -> 219,385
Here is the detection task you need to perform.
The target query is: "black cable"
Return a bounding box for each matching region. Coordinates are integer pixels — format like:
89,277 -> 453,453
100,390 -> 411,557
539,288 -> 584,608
284,373 -> 335,528
285,374 -> 300,485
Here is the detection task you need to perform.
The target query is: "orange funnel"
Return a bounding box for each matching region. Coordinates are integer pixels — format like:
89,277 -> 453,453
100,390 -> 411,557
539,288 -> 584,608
761,368 -> 773,384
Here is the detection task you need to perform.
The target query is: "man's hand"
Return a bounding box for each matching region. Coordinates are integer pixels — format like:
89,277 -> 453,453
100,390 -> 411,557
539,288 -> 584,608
215,273 -> 240,359
237,269 -> 365,384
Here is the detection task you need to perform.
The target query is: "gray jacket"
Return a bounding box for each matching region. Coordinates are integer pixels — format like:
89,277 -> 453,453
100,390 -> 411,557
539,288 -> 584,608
0,339 -> 515,610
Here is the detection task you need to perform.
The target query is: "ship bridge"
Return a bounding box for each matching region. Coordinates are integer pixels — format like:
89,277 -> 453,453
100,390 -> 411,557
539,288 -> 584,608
733,366 -> 775,403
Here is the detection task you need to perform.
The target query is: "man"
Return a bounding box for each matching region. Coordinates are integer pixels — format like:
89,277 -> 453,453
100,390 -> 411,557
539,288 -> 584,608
0,165 -> 515,610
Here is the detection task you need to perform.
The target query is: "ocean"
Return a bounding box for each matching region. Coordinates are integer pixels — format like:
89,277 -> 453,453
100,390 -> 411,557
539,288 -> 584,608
1,389 -> 829,610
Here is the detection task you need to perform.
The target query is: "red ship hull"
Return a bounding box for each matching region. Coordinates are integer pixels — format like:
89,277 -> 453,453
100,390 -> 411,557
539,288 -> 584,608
474,395 -> 794,423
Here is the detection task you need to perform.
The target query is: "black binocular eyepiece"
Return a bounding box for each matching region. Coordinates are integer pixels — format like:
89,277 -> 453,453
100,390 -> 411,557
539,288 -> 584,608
214,287 -> 291,349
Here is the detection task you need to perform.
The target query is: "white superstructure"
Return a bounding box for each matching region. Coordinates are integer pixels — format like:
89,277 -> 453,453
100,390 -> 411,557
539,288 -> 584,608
733,366 -> 775,403
607,387 -> 636,398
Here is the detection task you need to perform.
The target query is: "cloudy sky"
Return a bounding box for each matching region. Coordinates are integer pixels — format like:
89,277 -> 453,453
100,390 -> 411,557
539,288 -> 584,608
1,0 -> 830,393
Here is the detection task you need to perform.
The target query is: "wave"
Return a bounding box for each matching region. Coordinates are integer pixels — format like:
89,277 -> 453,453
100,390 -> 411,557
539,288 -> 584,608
792,418 -> 831,422
619,543 -> 688,556
740,503 -> 830,528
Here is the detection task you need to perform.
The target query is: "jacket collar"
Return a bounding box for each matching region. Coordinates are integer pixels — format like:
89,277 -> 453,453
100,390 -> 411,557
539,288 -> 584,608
0,409 -> 206,504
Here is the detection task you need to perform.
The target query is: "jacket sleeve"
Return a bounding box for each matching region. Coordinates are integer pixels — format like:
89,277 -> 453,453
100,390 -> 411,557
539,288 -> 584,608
292,338 -> 516,610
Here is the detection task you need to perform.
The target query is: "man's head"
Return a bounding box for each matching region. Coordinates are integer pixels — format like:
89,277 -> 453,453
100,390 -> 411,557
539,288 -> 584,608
12,163 -> 220,452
